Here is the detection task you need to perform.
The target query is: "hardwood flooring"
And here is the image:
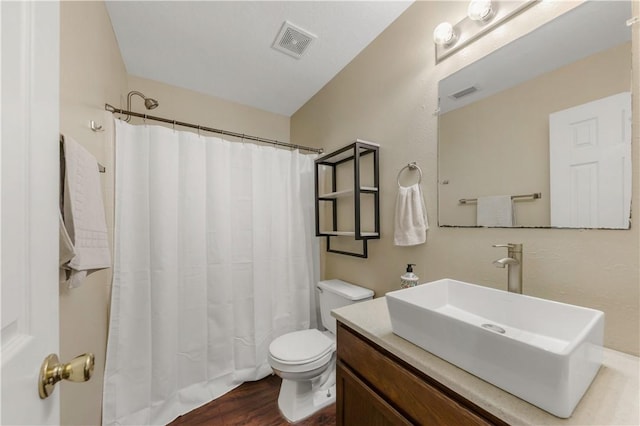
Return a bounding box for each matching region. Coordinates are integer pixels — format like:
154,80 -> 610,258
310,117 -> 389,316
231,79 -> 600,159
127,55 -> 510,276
168,375 -> 336,426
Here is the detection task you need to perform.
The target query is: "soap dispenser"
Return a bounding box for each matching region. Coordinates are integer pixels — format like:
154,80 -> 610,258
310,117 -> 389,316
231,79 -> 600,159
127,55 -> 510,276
400,264 -> 419,289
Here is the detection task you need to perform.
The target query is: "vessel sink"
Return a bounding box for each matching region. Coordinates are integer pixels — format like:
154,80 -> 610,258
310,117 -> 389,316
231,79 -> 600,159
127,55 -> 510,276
386,278 -> 604,418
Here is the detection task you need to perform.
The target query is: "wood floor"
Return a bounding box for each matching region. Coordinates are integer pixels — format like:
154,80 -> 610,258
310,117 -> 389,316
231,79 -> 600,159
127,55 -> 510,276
168,375 -> 336,426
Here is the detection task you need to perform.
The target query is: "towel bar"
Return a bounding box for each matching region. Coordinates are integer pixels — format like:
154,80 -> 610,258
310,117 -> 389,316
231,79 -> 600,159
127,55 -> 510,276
459,192 -> 541,204
60,134 -> 106,173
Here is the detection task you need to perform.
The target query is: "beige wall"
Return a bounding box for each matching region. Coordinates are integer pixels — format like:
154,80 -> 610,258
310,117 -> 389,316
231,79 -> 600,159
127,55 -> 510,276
292,1 -> 639,356
59,2 -> 291,425
125,75 -> 290,143
60,2 -> 127,425
439,42 -> 631,227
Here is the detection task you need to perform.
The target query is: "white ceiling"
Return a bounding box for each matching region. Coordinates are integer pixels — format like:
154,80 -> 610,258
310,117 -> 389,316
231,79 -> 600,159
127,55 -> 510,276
106,1 -> 414,117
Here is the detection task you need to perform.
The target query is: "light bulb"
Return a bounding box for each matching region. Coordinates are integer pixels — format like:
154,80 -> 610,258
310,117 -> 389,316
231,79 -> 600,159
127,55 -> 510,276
468,0 -> 494,22
433,22 -> 456,46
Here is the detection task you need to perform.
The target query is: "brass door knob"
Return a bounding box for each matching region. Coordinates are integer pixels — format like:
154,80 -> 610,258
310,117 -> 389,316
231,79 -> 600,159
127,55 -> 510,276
38,353 -> 95,399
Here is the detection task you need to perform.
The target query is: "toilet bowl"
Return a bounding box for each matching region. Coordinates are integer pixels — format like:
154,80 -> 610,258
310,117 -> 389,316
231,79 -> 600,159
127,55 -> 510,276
267,279 -> 374,423
268,329 -> 337,422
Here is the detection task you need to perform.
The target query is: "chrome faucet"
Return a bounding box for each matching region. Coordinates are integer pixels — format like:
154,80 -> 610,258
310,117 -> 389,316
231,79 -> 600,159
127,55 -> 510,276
492,243 -> 523,294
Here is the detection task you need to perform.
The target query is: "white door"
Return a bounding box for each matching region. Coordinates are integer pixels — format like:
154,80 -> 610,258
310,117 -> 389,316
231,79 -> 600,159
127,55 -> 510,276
549,92 -> 632,228
1,1 -> 61,424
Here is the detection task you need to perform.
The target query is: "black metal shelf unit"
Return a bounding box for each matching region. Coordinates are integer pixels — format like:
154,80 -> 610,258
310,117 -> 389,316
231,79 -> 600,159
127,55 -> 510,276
314,140 -> 380,258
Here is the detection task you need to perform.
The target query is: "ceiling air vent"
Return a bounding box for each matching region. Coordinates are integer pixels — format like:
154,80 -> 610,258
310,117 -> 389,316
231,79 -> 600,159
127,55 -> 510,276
272,21 -> 316,59
449,85 -> 479,100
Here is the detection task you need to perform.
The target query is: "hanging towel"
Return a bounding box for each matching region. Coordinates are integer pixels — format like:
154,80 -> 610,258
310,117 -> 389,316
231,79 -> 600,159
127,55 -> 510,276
59,210 -> 75,266
59,210 -> 76,284
477,195 -> 515,227
394,183 -> 429,246
61,135 -> 111,288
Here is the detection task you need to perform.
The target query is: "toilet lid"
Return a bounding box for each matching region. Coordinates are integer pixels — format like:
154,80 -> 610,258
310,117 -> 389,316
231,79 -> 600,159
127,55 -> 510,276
269,329 -> 335,364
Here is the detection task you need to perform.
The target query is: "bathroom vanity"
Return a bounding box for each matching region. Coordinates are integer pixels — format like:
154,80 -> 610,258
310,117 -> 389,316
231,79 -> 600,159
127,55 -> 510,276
336,322 -> 506,425
333,297 -> 640,425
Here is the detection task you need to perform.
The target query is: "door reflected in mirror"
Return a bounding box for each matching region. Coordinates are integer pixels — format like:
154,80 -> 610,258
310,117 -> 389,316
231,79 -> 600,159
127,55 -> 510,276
438,1 -> 632,229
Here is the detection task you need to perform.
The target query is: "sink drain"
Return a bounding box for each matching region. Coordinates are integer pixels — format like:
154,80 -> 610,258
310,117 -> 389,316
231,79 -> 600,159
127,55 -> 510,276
481,323 -> 506,334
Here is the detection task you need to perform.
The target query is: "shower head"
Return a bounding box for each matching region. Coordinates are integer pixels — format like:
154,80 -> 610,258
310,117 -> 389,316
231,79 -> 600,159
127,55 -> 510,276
144,97 -> 159,110
124,90 -> 160,122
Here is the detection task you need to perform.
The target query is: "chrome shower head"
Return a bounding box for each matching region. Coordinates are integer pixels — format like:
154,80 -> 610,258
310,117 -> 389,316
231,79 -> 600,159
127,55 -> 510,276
124,90 -> 159,122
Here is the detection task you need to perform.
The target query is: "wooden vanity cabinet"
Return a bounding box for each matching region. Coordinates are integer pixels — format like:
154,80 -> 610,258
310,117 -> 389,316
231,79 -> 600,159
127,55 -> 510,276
336,322 -> 509,426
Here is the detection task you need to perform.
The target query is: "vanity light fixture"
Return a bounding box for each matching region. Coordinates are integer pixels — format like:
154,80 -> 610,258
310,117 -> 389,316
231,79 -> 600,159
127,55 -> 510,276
467,0 -> 494,22
434,0 -> 537,63
433,22 -> 456,46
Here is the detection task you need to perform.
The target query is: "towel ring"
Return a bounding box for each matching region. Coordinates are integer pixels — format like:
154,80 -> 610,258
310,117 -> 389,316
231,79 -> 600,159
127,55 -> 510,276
397,162 -> 422,186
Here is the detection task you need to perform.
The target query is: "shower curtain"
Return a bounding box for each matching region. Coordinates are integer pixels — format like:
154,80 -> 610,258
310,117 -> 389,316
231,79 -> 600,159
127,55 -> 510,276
103,120 -> 319,425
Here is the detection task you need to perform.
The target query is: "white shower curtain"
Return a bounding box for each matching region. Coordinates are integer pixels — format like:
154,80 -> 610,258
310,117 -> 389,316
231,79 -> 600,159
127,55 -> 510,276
103,120 -> 319,425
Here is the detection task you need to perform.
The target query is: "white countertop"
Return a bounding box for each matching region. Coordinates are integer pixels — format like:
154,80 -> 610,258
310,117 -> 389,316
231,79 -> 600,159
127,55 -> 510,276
332,297 -> 640,425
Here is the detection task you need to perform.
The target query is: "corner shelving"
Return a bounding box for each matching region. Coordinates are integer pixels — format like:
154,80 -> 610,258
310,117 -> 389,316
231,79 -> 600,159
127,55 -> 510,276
314,139 -> 380,258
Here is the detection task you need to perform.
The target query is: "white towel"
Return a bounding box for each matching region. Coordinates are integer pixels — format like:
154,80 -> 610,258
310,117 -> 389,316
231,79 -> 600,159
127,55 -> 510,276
59,210 -> 76,285
61,135 -> 111,288
59,210 -> 75,266
477,195 -> 514,227
394,183 -> 429,246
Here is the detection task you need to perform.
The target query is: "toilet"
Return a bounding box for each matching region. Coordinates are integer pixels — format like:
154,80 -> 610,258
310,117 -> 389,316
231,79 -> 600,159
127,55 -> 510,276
268,279 -> 374,423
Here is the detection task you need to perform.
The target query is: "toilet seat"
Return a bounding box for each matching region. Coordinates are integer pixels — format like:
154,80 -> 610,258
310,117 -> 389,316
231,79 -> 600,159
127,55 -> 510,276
268,329 -> 335,373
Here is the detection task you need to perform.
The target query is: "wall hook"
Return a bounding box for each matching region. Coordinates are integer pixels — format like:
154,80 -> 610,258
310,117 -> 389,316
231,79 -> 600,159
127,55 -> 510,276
90,120 -> 104,132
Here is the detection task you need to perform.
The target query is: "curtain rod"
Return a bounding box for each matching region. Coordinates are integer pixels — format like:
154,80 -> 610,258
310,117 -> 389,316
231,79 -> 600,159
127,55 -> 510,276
104,103 -> 324,154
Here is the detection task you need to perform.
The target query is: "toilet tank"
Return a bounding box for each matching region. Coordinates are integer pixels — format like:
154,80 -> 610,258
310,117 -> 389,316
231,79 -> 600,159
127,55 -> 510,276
318,279 -> 374,335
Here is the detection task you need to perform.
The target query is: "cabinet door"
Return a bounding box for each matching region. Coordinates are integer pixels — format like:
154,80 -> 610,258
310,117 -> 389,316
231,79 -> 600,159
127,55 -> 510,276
336,362 -> 412,426
337,324 -> 505,426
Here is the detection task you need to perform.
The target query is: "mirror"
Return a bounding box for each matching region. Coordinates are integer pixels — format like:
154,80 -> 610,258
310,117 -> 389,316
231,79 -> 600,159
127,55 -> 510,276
438,1 -> 632,229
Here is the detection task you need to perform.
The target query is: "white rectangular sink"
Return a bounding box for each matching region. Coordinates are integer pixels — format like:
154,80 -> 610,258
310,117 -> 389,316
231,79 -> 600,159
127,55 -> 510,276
386,278 -> 604,418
